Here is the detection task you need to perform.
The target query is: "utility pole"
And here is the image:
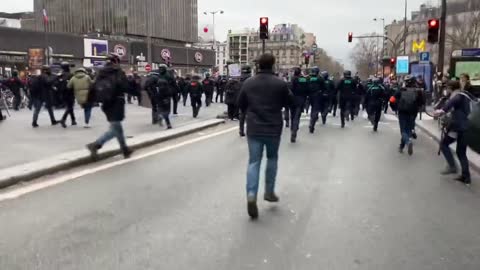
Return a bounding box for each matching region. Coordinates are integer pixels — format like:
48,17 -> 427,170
146,0 -> 152,65
437,0 -> 447,75
403,0 -> 408,55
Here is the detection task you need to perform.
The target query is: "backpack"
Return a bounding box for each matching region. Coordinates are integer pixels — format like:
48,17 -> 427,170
466,101 -> 480,154
457,91 -> 479,114
155,77 -> 171,99
93,75 -> 116,103
398,88 -> 418,112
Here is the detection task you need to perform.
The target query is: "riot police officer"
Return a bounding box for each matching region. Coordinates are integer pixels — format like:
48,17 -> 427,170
187,75 -> 204,118
216,75 -> 228,103
237,65 -> 252,137
308,67 -> 325,133
323,71 -> 336,122
364,78 -> 386,132
202,73 -> 215,107
155,64 -> 175,128
290,67 -> 309,142
336,70 -> 358,128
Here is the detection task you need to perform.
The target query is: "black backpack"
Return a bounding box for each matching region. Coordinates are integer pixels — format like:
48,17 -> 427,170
93,75 -> 116,103
155,77 -> 171,99
398,88 -> 418,112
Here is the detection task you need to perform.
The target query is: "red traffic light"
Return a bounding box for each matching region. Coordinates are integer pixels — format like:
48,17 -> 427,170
390,58 -> 396,64
348,32 -> 353,43
260,17 -> 268,25
429,19 -> 438,28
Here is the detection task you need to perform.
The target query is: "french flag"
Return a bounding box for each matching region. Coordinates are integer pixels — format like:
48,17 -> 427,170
42,8 -> 48,24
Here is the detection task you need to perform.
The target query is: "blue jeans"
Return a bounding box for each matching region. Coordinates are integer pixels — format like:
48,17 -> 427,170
398,113 -> 416,147
246,136 -> 281,198
95,121 -> 127,150
32,99 -> 56,124
441,132 -> 470,178
83,104 -> 92,124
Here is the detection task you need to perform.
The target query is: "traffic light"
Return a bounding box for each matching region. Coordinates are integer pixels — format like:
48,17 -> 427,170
428,18 -> 440,43
259,17 -> 269,40
348,32 -> 353,43
390,57 -> 396,67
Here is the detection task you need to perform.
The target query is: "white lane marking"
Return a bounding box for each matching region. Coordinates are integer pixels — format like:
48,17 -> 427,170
0,126 -> 238,202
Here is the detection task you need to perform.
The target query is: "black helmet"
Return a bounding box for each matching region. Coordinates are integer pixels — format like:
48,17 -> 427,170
321,71 -> 329,79
241,65 -> 252,75
41,65 -> 51,74
343,70 -> 352,78
310,66 -> 320,76
205,73 -> 211,78
12,70 -> 18,77
404,75 -> 417,86
158,64 -> 168,75
107,52 -> 121,64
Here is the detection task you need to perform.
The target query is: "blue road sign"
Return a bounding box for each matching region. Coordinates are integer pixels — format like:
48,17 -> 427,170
396,56 -> 409,74
419,52 -> 430,62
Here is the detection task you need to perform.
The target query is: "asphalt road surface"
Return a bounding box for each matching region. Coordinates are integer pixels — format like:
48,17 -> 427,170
1,114 -> 480,270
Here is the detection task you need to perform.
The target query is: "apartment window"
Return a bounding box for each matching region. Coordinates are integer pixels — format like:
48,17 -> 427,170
223,59 -> 226,65
217,59 -> 220,65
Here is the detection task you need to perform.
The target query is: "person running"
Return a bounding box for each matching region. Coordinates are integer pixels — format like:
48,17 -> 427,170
68,67 -> 94,128
237,53 -> 293,219
391,75 -> 425,155
86,53 -> 136,159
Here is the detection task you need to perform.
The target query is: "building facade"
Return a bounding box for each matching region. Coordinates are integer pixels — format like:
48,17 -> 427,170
385,0 -> 480,72
34,0 -> 197,43
227,30 -> 252,65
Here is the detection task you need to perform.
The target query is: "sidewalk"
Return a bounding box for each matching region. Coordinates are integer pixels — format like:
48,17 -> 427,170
415,114 -> 480,173
0,101 -> 226,187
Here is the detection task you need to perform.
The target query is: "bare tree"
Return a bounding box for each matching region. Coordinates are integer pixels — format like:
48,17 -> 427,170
350,35 -> 378,79
446,0 -> 480,49
389,24 -> 412,57
311,47 -> 344,75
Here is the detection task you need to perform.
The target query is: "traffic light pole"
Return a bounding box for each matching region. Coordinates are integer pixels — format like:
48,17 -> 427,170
437,0 -> 447,76
262,39 -> 265,54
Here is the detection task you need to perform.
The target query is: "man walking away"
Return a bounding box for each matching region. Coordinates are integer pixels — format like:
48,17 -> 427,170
186,75 -> 204,118
202,73 -> 215,107
5,70 -> 24,111
238,65 -> 253,137
336,71 -> 358,128
155,64 -> 174,129
145,70 -> 161,124
58,62 -> 76,128
31,66 -> 59,128
391,75 -> 425,155
216,75 -> 228,103
180,76 -> 190,107
86,53 -> 135,159
225,77 -> 241,120
237,53 -> 293,219
68,68 -> 93,128
435,80 -> 476,185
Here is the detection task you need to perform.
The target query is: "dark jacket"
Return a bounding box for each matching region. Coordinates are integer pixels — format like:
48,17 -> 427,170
186,80 -> 204,98
225,79 -> 241,105
97,64 -> 130,122
442,90 -> 476,132
202,78 -> 215,95
365,83 -> 386,107
393,87 -> 425,115
30,74 -> 55,102
5,76 -> 23,93
337,77 -> 357,100
237,70 -> 294,137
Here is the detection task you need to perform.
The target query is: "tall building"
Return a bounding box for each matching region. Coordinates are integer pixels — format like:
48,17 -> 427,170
34,0 -> 197,43
227,29 -> 252,65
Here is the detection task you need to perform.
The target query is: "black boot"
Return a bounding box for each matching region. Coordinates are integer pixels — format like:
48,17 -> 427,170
86,143 -> 99,160
122,147 -> 133,159
264,193 -> 279,202
290,132 -> 297,143
247,197 -> 258,219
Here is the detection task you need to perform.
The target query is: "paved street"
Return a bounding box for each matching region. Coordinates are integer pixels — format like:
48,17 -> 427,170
1,114 -> 480,270
0,100 -> 225,169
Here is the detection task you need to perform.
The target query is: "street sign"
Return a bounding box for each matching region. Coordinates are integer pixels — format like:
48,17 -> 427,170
396,56 -> 409,74
419,52 -> 430,63
412,40 -> 426,53
145,64 -> 152,72
312,43 -> 318,51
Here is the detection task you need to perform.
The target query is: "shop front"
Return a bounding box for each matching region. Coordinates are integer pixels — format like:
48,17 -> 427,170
0,51 -> 27,77
152,45 -> 215,77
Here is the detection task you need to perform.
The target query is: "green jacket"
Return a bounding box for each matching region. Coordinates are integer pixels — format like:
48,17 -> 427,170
68,69 -> 93,105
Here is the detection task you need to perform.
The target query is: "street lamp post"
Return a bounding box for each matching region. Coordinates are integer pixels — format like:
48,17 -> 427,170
374,18 -> 385,76
204,10 -> 224,53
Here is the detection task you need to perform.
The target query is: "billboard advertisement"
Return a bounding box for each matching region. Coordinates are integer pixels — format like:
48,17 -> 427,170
396,56 -> 409,74
28,48 -> 45,69
84,39 -> 108,58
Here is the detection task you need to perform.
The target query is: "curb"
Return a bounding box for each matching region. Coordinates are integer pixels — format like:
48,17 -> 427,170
0,119 -> 225,189
416,122 -> 480,174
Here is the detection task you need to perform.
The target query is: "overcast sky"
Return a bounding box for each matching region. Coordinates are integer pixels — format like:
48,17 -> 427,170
3,0 -> 437,68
